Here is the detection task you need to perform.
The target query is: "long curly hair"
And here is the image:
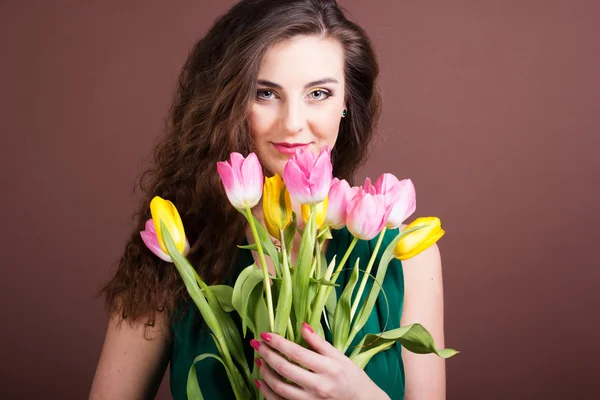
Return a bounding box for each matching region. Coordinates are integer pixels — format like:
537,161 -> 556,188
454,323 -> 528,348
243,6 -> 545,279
99,0 -> 382,333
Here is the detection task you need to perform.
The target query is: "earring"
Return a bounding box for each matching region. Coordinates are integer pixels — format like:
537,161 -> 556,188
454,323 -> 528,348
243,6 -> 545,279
342,109 -> 347,118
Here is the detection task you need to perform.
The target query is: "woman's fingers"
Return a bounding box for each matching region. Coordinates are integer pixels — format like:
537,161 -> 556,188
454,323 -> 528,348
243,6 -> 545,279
253,338 -> 316,389
255,378 -> 285,400
253,330 -> 328,372
300,322 -> 346,361
256,358 -> 308,400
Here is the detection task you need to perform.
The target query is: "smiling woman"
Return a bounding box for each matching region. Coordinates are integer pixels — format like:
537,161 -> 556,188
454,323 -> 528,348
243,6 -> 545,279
249,36 -> 346,176
90,1 -> 446,399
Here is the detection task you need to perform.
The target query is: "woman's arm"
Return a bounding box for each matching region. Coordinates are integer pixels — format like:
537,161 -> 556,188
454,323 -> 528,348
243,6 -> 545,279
401,242 -> 446,400
89,310 -> 172,400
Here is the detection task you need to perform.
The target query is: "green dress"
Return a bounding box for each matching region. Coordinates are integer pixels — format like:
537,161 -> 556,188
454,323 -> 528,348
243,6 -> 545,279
170,227 -> 406,399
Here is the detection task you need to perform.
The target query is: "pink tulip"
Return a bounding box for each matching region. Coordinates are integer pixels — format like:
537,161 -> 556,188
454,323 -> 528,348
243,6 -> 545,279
345,189 -> 391,240
283,146 -> 333,205
374,174 -> 416,228
140,219 -> 189,263
217,152 -> 263,209
324,178 -> 355,229
363,177 -> 377,195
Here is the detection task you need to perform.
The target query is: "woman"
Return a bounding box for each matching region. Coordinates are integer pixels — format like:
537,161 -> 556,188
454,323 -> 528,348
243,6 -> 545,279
90,0 -> 446,399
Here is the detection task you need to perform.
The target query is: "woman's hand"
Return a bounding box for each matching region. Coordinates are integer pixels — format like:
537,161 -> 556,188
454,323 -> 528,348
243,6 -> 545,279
250,322 -> 390,400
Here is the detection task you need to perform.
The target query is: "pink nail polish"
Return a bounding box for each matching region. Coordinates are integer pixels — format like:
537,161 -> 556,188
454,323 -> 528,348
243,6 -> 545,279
255,358 -> 262,368
254,379 -> 261,389
302,322 -> 314,333
260,332 -> 272,343
250,339 -> 261,350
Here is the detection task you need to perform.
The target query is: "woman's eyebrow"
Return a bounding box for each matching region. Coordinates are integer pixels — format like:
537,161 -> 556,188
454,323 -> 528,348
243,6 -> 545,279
256,78 -> 339,89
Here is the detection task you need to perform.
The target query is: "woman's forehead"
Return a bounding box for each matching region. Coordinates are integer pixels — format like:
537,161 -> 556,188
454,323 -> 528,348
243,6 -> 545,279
257,35 -> 345,88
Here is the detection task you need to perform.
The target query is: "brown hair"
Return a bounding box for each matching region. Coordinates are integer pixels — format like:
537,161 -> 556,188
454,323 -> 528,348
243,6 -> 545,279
99,0 -> 382,332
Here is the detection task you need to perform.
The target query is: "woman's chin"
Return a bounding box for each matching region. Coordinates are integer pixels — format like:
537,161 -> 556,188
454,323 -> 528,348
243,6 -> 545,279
267,159 -> 288,177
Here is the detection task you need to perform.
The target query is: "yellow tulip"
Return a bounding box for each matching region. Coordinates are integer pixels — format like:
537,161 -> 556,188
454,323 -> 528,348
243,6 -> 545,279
394,217 -> 445,260
301,196 -> 328,229
150,196 -> 187,254
263,175 -> 293,238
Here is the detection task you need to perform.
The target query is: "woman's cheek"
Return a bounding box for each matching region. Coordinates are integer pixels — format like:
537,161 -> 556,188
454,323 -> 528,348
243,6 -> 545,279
313,117 -> 340,146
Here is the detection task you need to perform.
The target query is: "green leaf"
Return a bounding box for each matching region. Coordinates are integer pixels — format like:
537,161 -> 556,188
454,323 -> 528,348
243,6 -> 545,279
244,213 -> 281,276
187,345 -> 251,400
317,225 -> 332,240
332,257 -> 360,350
202,285 -> 234,312
324,281 -> 337,329
211,334 -> 254,398
237,243 -> 258,251
247,284 -> 270,336
284,212 -> 297,254
292,210 -> 316,333
273,245 -> 292,336
231,264 -> 264,337
162,224 -> 251,397
194,275 -> 247,376
346,228 -> 419,348
349,324 -> 459,369
309,277 -> 339,287
161,223 -> 221,344
187,353 -> 221,400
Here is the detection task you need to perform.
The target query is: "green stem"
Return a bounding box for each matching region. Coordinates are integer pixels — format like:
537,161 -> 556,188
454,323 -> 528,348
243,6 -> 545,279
349,227 -> 387,320
245,206 -> 275,332
287,318 -> 295,343
332,236 -> 359,282
274,228 -> 293,337
315,240 -> 322,279
308,235 -> 359,330
308,254 -> 336,329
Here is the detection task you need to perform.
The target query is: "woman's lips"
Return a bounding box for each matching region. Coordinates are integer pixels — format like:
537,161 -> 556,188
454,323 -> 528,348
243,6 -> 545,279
272,142 -> 310,155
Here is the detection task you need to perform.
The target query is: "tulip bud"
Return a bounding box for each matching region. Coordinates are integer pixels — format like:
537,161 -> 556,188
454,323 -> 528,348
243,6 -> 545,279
394,217 -> 444,260
324,178 -> 355,229
263,174 -> 293,238
374,174 -> 416,229
345,190 -> 390,240
143,197 -> 189,261
283,146 -> 333,205
217,152 -> 263,209
140,218 -> 189,263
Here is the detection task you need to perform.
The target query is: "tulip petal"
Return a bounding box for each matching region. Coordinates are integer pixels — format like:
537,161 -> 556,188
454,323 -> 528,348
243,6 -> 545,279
363,177 -> 377,195
387,179 -> 416,228
295,149 -> 317,177
308,147 -> 333,202
325,178 -> 352,229
394,217 -> 444,260
217,161 -> 245,209
145,218 -> 156,234
346,192 -> 389,240
263,174 -> 292,238
240,153 -> 263,208
283,159 -> 312,204
140,229 -> 173,262
150,197 -> 187,254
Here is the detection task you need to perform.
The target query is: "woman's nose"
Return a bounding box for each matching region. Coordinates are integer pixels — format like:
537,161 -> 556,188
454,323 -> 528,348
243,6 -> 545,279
281,100 -> 306,134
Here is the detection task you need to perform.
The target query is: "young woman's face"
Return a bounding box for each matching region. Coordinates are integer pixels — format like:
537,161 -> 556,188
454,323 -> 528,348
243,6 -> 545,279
248,35 -> 346,177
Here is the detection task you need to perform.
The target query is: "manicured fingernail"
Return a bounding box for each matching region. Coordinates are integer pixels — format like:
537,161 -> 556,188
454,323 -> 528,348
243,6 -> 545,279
254,379 -> 261,389
260,332 -> 272,343
250,339 -> 261,350
255,358 -> 262,368
302,322 -> 314,333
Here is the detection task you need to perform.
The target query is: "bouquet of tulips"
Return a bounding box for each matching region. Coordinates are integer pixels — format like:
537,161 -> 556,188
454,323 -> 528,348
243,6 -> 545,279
141,147 -> 458,399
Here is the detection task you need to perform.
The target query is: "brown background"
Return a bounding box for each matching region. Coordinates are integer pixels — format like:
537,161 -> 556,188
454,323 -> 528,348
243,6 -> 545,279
1,0 -> 599,399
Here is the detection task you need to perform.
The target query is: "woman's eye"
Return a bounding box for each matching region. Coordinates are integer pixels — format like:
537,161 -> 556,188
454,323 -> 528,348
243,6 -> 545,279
309,90 -> 332,100
256,90 -> 275,100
